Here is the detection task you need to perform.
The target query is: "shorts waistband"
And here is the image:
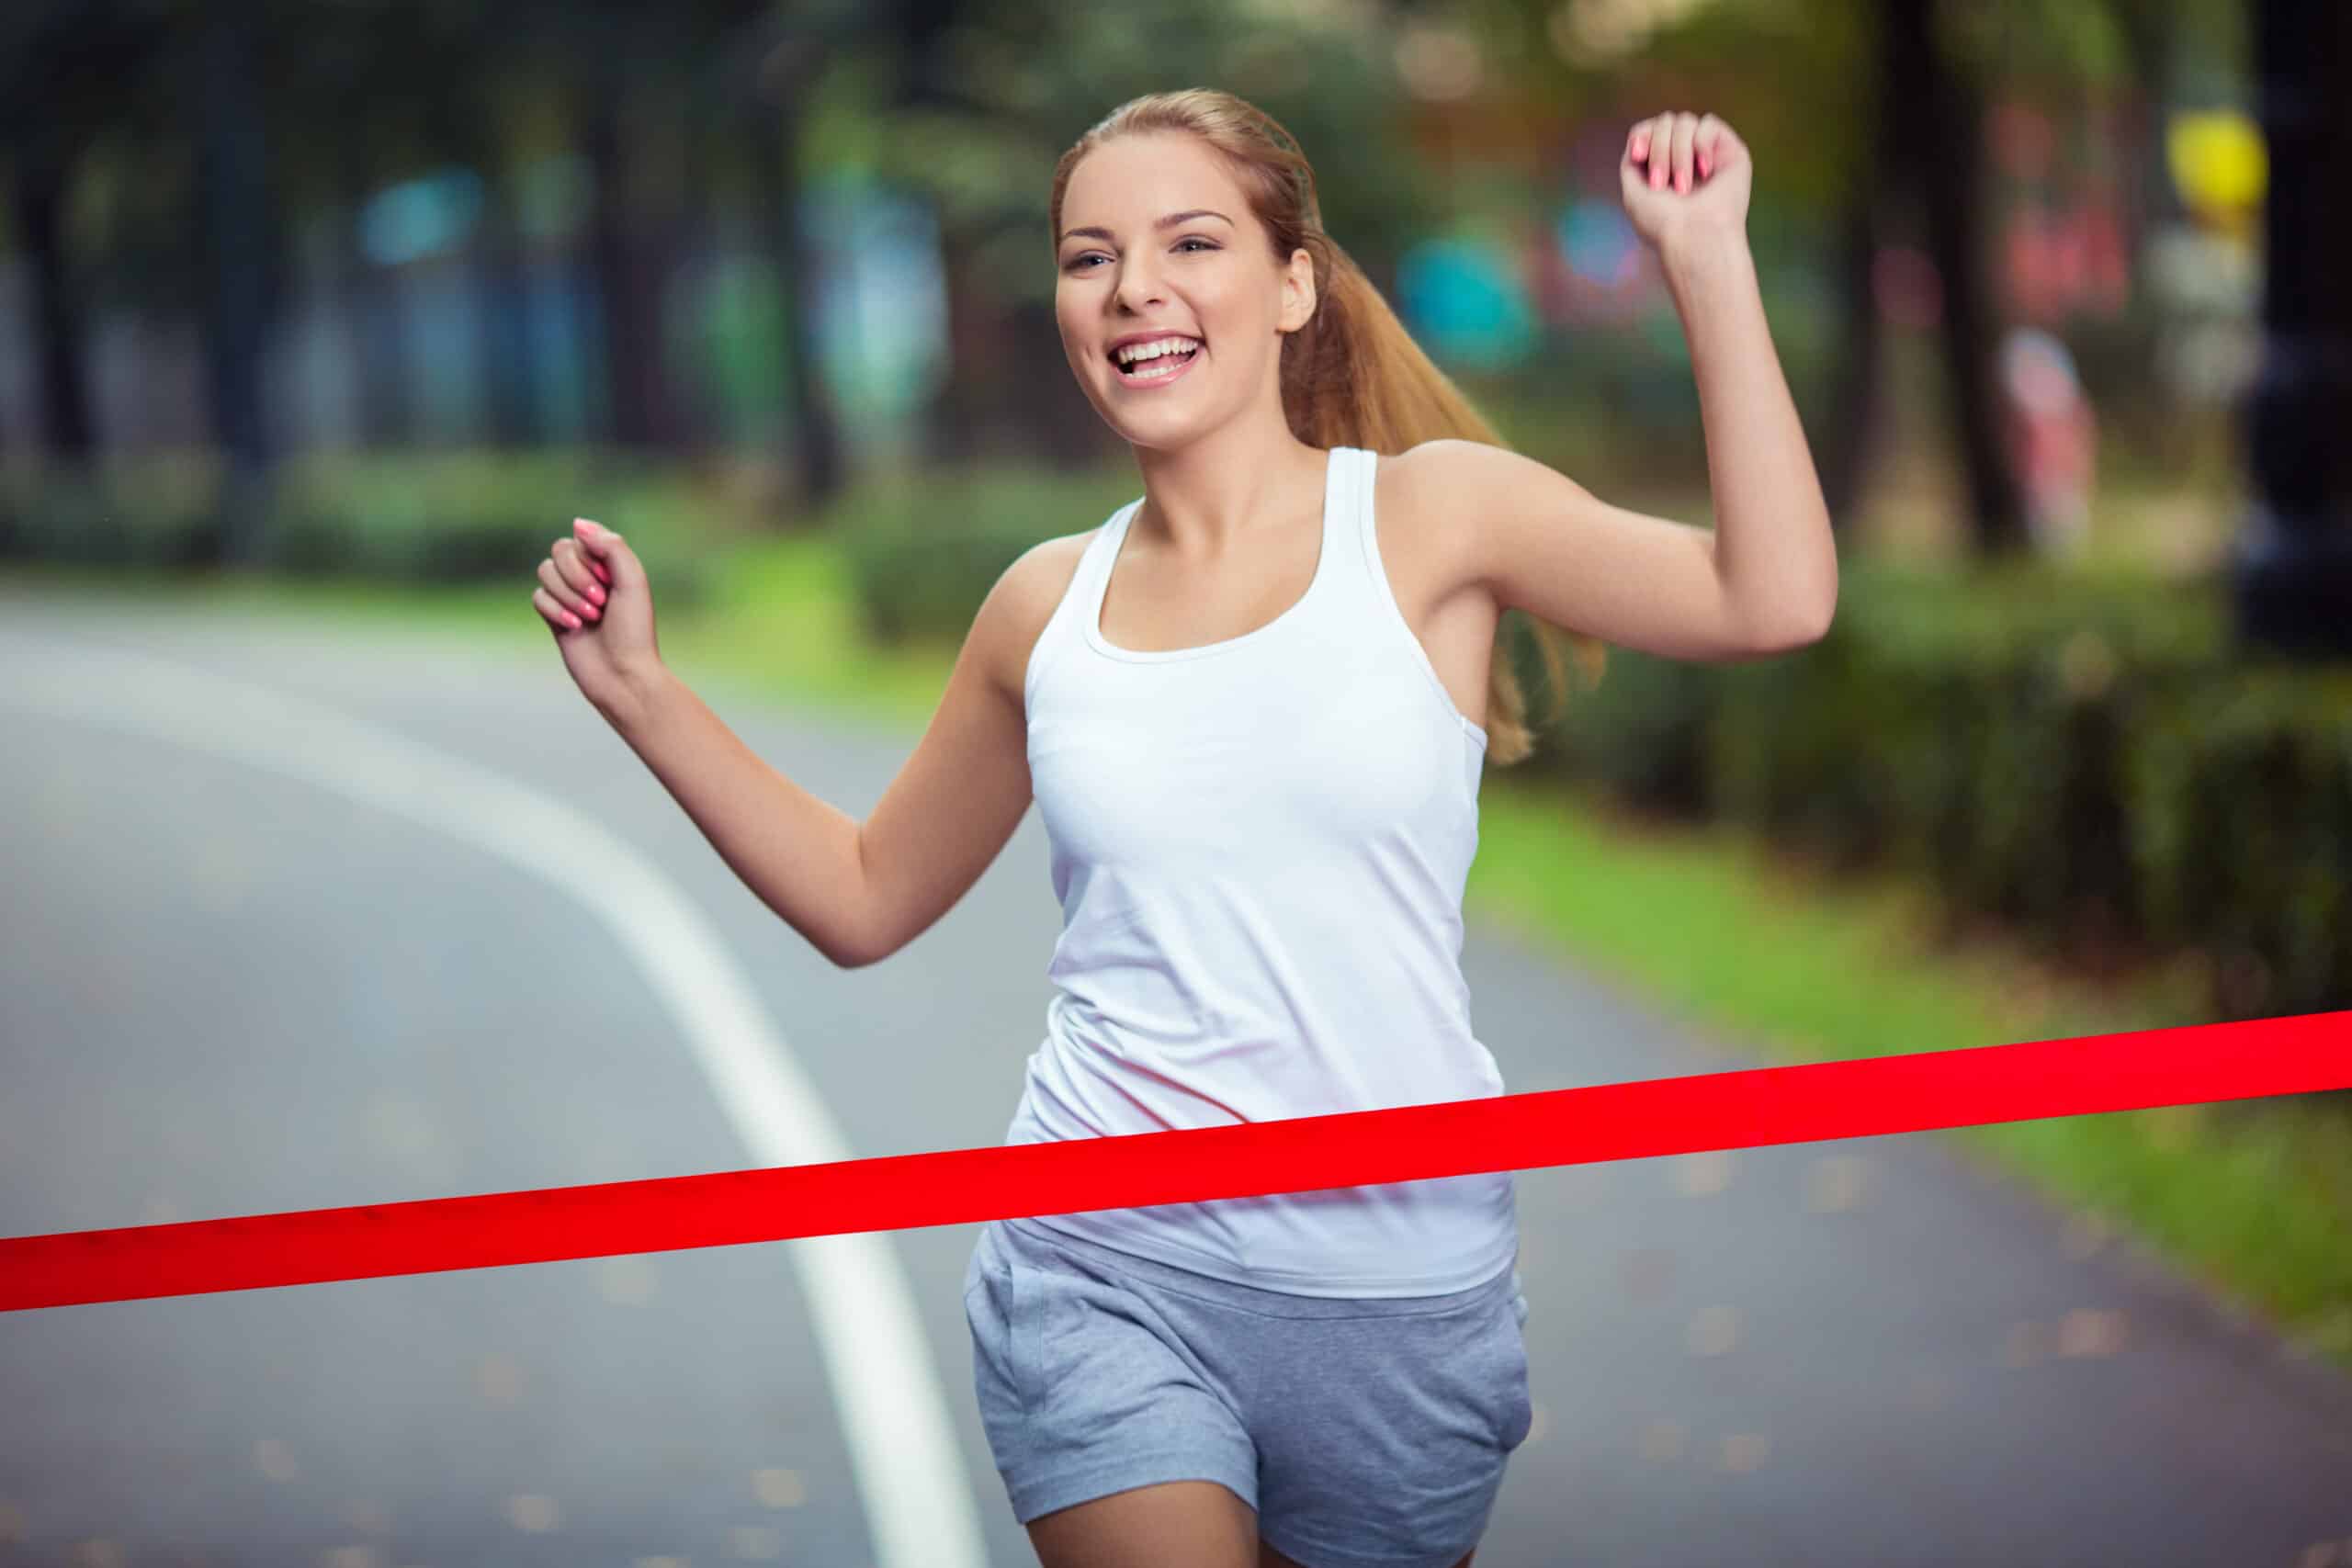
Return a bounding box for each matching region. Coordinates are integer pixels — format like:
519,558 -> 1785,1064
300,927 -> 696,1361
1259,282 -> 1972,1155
995,1215 -> 1520,1320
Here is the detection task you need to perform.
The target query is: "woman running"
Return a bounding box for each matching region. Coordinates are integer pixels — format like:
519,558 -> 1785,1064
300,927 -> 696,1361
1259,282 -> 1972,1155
535,88 -> 1834,1568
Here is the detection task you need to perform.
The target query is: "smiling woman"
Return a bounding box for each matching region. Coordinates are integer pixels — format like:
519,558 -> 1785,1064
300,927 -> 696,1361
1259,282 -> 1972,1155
937,91 -> 1625,1568
530,79 -> 1827,1568
901,86 -> 1830,1568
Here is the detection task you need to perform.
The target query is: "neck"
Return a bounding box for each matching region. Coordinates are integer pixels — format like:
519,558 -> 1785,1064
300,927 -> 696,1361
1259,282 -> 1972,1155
1130,406 -> 1328,564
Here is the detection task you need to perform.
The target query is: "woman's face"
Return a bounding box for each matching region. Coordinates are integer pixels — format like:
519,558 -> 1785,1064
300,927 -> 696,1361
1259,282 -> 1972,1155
1055,133 -> 1313,447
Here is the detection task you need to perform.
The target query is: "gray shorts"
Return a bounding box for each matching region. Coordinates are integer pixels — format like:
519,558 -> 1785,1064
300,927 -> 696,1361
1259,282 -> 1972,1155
963,1216 -> 1532,1568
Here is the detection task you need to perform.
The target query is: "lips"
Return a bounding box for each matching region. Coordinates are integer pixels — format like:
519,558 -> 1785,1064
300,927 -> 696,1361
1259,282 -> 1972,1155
1108,339 -> 1204,388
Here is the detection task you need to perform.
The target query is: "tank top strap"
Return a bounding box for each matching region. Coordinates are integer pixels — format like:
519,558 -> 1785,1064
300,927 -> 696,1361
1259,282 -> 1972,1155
1025,499 -> 1140,715
1328,444 -> 1386,613
1082,498 -> 1143,638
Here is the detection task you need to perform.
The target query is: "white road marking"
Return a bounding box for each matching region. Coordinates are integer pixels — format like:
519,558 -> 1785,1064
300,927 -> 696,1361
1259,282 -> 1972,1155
0,637 -> 990,1568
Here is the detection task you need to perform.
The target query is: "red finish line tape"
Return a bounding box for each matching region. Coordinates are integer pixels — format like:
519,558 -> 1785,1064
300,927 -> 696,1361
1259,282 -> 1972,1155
6,1012 -> 2347,1313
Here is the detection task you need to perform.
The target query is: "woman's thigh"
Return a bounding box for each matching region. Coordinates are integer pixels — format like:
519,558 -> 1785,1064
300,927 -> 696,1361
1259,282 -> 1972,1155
1025,1479 -> 1256,1568
1025,1483 -> 1478,1568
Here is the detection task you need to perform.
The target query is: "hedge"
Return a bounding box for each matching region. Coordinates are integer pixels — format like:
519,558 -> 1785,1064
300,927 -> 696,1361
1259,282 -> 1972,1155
0,449 -> 720,611
1540,563 -> 2349,1022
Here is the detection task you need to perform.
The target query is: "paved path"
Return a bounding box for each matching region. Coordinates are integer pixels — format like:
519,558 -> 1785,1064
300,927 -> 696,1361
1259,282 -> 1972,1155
3,586 -> 2347,1568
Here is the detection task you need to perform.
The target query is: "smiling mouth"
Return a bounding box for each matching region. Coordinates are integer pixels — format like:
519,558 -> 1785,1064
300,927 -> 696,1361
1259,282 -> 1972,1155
1109,340 -> 1204,381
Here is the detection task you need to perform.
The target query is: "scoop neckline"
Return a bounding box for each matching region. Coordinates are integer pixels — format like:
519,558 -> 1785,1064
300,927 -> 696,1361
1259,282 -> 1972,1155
1083,447 -> 1340,664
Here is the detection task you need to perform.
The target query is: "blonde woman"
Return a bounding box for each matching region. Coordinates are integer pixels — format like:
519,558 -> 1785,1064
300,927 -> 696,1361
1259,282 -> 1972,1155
536,89 -> 1835,1568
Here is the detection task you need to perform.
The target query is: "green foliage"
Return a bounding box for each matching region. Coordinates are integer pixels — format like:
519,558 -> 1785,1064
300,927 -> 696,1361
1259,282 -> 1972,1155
1532,560 -> 2350,1021
828,459 -> 1143,645
858,0 -> 1435,289
0,448 -> 722,609
2122,671 -> 2352,1014
0,451 -> 226,570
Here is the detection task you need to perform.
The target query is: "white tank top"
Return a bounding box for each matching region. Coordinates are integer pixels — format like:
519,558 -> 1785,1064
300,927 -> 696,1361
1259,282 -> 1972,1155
1003,444 -> 1518,1297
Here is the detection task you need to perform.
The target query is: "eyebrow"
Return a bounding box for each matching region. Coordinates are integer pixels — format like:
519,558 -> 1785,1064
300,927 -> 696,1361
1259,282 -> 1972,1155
1057,209 -> 1233,244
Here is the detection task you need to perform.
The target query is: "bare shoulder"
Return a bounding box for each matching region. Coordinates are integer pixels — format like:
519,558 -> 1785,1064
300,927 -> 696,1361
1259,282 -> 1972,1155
1374,438 -> 1500,608
977,528 -> 1099,713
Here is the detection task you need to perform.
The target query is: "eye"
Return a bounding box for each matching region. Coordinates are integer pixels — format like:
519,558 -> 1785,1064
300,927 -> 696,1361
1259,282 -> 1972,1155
1064,237 -> 1221,272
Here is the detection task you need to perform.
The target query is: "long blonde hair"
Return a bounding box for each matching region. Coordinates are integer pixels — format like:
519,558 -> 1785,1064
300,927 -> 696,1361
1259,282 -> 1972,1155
1049,87 -> 1604,766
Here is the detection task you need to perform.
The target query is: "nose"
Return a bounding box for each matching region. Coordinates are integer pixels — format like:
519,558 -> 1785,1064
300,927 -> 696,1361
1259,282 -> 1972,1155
1113,255 -> 1166,315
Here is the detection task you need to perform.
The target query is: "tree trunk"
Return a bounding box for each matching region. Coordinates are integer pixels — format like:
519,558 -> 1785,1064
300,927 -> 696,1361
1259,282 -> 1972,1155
195,0 -> 277,566
923,233 -> 1001,468
1883,0 -> 2026,556
473,194 -> 539,448
466,107 -> 540,451
2232,0 -> 2352,657
582,84 -> 667,449
12,144 -> 96,460
336,129 -> 409,448
748,102 -> 845,510
1817,165 -> 1881,525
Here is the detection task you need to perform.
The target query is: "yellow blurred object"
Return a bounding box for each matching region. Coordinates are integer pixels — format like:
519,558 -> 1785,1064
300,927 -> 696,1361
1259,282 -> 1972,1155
2166,110 -> 2267,219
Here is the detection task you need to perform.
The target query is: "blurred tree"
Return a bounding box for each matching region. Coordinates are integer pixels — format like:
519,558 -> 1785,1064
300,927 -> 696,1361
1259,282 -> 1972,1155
0,0 -> 181,459
193,0 -> 277,564
2232,0 -> 2352,658
1883,0 -> 2028,557
820,0 -> 1441,468
574,9 -> 681,450
441,77 -> 546,450
1502,0 -> 2260,556
718,0 -> 855,509
282,0 -> 480,450
568,0 -> 834,460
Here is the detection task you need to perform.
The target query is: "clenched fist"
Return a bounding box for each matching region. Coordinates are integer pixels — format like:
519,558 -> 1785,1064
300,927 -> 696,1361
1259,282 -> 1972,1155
1620,110 -> 1751,258
535,517 -> 662,715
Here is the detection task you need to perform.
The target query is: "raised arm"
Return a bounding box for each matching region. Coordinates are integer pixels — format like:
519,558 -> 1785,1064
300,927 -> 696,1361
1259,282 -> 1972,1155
1399,111 -> 1836,665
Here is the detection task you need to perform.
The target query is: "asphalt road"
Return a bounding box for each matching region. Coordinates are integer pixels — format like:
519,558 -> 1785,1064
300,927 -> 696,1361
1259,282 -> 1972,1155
4,586 -> 2348,1568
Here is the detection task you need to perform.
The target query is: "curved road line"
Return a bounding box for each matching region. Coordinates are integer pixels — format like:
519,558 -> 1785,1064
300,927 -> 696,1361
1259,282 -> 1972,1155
0,634 -> 991,1568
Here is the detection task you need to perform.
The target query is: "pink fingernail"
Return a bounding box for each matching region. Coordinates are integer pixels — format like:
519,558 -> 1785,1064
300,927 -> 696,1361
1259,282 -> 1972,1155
562,611 -> 582,630
589,582 -> 605,604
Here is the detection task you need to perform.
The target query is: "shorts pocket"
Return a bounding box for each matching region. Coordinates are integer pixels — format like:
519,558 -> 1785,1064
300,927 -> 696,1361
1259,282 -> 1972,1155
1008,1255 -> 1047,1415
1490,1291 -> 1533,1450
965,1229 -> 1032,1423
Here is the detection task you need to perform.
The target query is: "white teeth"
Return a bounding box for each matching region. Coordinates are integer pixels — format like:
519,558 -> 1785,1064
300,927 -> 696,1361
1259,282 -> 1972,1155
1114,336 -> 1202,366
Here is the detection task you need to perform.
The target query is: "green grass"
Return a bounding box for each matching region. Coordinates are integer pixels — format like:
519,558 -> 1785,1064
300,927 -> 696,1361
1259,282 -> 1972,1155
10,540 -> 2349,1373
1470,776 -> 2352,1370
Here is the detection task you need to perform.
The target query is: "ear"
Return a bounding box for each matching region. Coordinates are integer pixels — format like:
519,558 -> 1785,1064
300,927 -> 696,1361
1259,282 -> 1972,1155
1280,246 -> 1317,334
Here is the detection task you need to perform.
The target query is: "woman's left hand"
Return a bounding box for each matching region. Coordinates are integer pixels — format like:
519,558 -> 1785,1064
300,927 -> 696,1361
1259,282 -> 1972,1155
1620,111 -> 1751,258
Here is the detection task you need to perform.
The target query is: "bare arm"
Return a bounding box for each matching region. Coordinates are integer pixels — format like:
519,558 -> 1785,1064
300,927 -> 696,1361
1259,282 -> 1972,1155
1665,230 -> 1838,645
848,547 -> 1046,966
1396,118 -> 1835,666
602,540 -> 1056,969
604,666 -> 873,967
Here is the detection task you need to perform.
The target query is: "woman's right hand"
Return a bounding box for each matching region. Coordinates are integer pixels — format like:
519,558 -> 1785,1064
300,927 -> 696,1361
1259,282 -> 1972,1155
535,517 -> 662,715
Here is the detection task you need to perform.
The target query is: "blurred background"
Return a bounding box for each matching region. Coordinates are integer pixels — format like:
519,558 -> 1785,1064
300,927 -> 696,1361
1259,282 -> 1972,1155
3,0 -> 2350,1562
6,0 -> 2342,1025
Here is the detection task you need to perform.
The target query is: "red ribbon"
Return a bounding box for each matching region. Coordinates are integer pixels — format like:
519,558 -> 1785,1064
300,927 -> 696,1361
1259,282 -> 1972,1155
6,1012 -> 2346,1312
